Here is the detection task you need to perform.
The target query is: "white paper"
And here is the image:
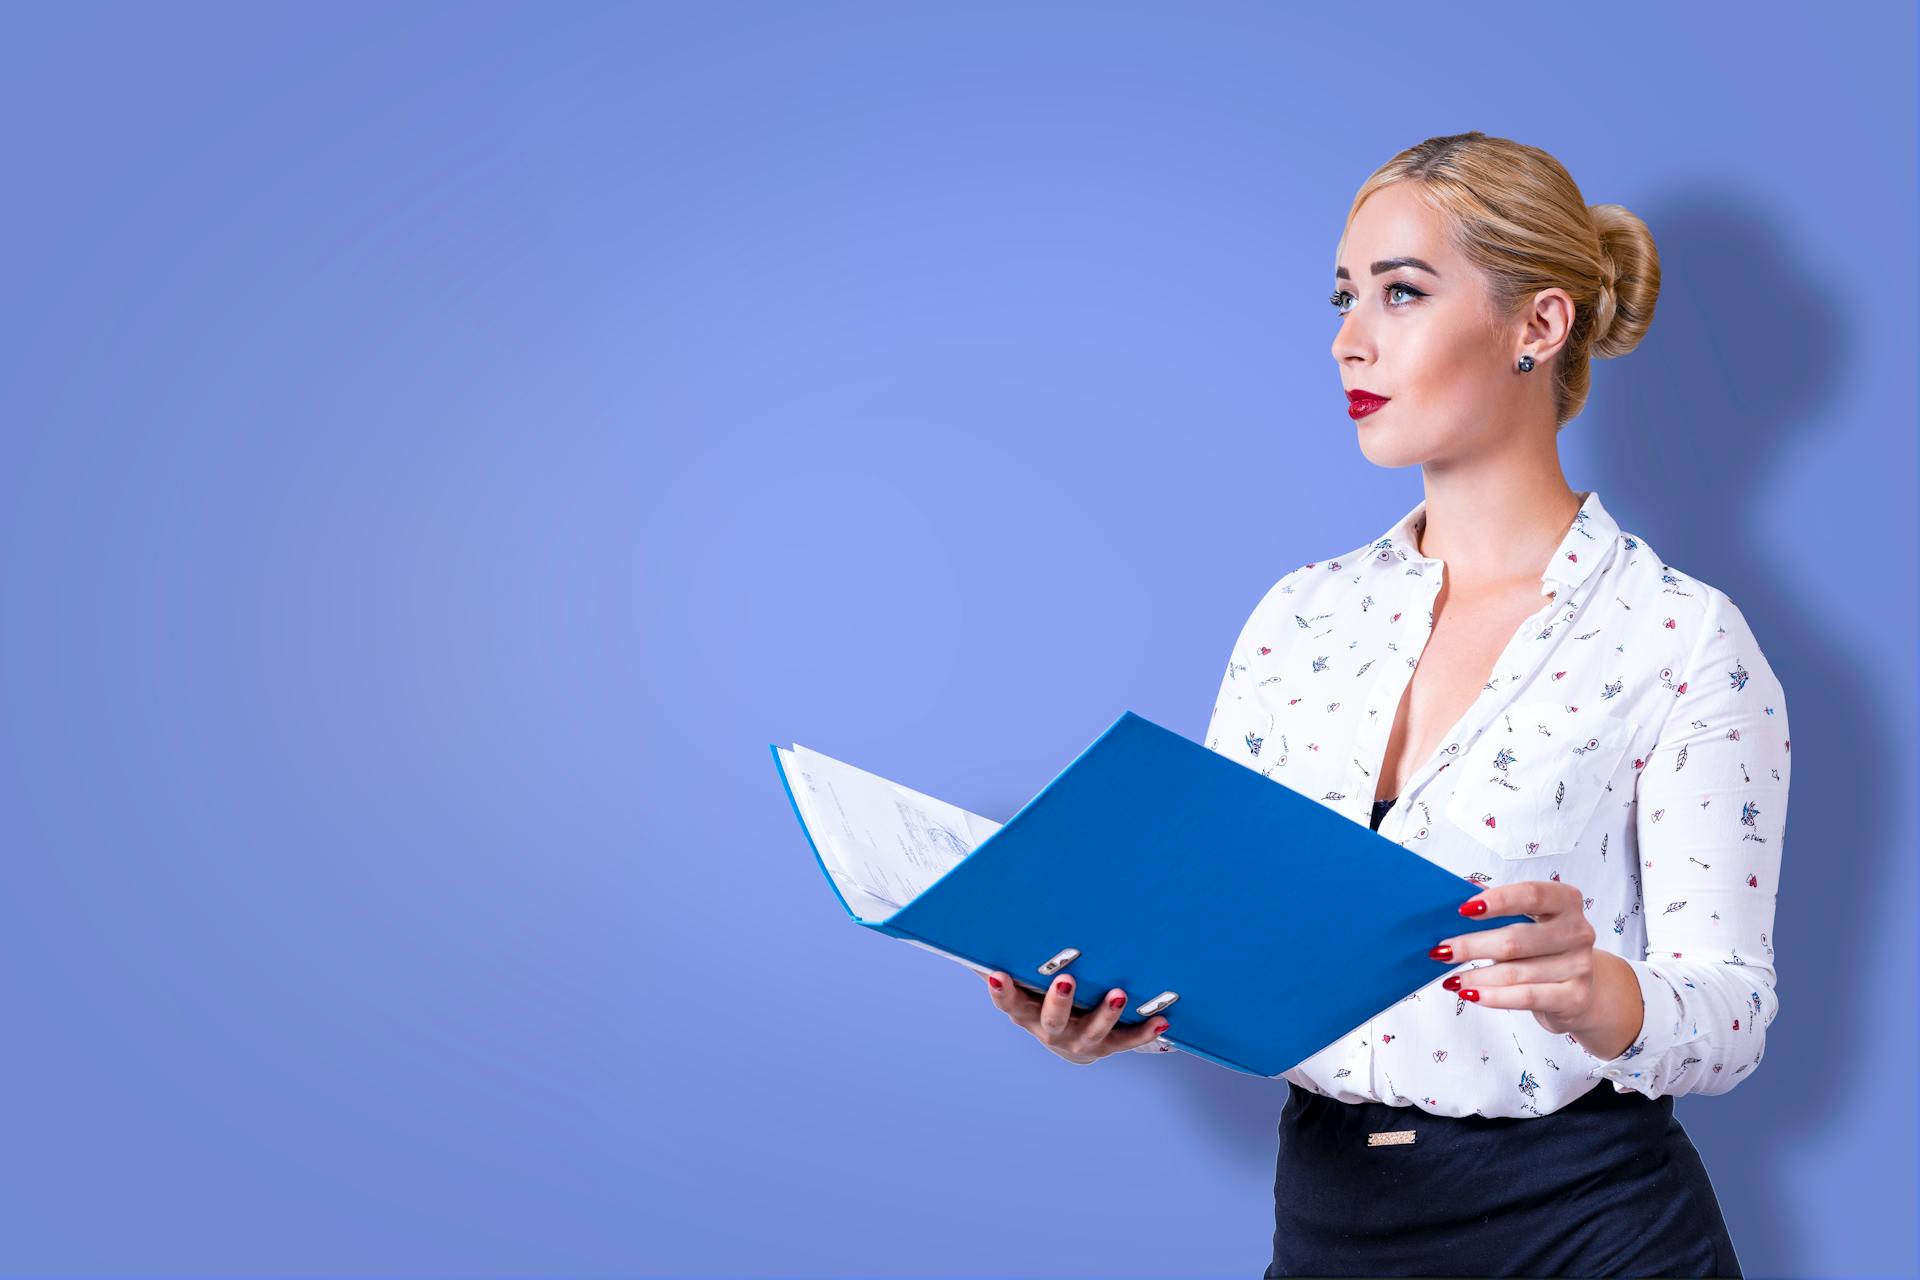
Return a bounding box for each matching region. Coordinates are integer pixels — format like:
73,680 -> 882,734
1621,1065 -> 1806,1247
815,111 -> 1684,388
782,743 -> 1002,912
778,742 -> 1175,1053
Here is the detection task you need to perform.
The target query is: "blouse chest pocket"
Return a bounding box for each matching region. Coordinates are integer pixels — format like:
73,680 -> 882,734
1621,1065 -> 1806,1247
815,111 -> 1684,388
1441,699 -> 1640,859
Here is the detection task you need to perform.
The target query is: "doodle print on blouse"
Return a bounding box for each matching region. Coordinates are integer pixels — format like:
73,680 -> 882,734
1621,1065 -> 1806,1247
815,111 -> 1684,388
1205,491 -> 1790,1120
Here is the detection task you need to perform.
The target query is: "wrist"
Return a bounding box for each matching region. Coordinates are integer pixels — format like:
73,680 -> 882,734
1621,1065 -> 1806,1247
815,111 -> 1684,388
1571,950 -> 1646,1061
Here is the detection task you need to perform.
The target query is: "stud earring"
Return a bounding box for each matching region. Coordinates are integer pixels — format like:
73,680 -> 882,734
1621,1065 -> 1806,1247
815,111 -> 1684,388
1516,354 -> 1535,372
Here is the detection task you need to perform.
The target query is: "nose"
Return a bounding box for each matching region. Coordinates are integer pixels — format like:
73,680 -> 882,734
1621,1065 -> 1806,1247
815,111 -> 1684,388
1330,307 -> 1373,367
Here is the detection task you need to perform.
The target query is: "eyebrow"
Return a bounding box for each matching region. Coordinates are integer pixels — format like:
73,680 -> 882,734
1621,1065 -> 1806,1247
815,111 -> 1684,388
1334,256 -> 1441,282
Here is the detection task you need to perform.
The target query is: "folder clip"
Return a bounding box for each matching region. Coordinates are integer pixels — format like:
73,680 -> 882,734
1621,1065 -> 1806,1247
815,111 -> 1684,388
1036,948 -> 1081,976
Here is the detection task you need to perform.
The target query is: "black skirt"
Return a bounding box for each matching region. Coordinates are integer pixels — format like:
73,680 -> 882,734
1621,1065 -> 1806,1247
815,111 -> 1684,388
1265,1079 -> 1742,1278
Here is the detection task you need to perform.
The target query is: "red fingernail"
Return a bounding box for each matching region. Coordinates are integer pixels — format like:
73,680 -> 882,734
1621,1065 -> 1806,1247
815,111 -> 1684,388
1108,995 -> 1125,1010
1154,1022 -> 1168,1034
1461,989 -> 1480,1002
988,975 -> 1003,990
1057,978 -> 1072,992
1442,975 -> 1461,991
1459,899 -> 1488,916
1428,944 -> 1453,961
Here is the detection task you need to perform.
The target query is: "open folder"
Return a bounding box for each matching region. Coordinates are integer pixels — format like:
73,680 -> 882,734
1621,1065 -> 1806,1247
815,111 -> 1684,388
769,710 -> 1505,1078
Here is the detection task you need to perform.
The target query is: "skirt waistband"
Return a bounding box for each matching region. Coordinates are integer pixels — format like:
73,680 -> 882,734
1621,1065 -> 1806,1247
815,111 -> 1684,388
1284,1076 -> 1671,1131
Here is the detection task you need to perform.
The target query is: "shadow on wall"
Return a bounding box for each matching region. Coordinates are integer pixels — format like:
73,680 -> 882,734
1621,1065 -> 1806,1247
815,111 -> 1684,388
1583,191 -> 1848,1280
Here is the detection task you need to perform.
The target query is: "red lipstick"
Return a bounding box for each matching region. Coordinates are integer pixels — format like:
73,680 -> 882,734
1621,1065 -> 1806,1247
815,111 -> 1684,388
1347,389 -> 1390,420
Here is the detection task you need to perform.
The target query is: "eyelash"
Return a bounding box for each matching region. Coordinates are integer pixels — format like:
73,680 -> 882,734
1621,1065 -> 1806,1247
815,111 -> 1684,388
1329,281 -> 1426,315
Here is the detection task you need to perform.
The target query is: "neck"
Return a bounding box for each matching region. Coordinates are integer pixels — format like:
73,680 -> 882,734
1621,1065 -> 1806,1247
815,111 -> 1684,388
1414,466 -> 1585,591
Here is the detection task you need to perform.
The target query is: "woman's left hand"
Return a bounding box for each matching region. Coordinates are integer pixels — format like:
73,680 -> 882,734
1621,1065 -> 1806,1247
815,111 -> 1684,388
1429,880 -> 1600,1037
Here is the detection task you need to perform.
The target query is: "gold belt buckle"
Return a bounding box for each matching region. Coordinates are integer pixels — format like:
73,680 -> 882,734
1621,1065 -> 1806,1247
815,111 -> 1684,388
1366,1129 -> 1417,1147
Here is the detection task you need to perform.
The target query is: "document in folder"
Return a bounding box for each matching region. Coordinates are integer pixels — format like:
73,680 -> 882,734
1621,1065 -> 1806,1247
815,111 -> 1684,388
769,710 -> 1505,1078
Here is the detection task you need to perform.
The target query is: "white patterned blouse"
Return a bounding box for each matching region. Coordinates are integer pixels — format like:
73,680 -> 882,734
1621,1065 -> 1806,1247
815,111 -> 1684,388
1200,490 -> 1791,1119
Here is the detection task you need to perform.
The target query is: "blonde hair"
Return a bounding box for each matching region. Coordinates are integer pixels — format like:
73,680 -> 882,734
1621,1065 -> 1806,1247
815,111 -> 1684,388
1344,131 -> 1660,430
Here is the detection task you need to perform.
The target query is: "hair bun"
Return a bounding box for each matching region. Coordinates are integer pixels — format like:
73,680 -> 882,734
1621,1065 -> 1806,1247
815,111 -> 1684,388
1593,256 -> 1620,342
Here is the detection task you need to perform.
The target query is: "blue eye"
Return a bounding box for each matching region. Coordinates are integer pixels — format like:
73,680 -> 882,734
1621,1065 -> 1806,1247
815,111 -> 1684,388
1330,281 -> 1425,316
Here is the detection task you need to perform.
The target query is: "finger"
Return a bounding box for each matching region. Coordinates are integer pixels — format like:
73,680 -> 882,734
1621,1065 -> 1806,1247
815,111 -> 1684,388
1443,901 -> 1597,959
1465,879 -> 1576,924
1459,881 -> 1544,922
1438,915 -> 1572,966
1456,979 -> 1588,1018
1072,988 -> 1129,1051
1447,952 -> 1585,993
1117,1011 -> 1172,1051
1037,973 -> 1078,1039
985,971 -> 1042,1025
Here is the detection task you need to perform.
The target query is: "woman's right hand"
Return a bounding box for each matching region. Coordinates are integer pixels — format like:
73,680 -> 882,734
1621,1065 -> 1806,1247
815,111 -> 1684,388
982,970 -> 1171,1064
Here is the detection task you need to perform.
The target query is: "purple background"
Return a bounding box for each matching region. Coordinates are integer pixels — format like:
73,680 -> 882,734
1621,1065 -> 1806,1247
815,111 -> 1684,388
1,2 -> 1912,1276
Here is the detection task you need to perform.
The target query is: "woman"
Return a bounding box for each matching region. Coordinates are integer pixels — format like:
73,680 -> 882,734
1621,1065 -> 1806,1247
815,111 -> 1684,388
980,132 -> 1787,1278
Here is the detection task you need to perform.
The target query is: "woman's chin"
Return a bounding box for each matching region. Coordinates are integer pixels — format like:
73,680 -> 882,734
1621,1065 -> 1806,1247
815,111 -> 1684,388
1358,437 -> 1420,468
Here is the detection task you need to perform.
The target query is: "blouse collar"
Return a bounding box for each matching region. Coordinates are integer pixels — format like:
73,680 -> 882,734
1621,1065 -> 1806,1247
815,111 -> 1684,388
1377,489 -> 1620,598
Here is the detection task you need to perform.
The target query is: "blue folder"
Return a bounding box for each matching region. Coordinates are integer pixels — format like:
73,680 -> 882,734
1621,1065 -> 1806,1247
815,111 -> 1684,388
769,709 -> 1506,1078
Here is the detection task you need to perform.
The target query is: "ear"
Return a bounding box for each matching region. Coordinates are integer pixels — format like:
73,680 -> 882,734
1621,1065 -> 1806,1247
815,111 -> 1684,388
1519,287 -> 1576,366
